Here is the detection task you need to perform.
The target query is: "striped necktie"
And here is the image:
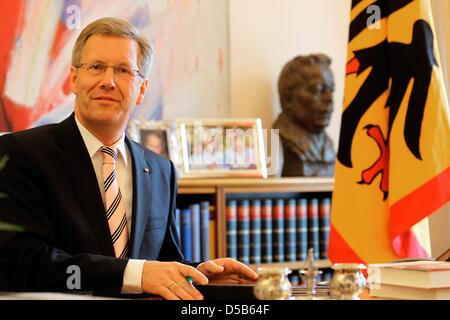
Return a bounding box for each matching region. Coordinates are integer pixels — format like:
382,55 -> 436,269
101,146 -> 130,258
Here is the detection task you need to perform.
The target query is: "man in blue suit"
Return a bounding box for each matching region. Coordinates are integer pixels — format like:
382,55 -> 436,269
0,17 -> 257,299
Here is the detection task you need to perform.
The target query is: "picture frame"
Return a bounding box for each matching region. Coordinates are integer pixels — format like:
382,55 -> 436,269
127,120 -> 184,174
176,118 -> 267,178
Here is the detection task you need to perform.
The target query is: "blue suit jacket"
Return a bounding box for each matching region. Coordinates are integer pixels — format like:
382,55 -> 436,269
0,114 -> 183,296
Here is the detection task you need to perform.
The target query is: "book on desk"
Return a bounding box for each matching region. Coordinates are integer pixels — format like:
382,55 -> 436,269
368,260 -> 450,300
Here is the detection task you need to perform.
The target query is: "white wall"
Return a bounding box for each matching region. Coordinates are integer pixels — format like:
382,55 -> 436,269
229,0 -> 351,149
429,203 -> 450,258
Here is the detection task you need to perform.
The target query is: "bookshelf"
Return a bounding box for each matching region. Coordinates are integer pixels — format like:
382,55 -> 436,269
177,177 -> 334,270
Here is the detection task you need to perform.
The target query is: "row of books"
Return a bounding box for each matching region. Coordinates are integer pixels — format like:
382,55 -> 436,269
175,201 -> 211,262
226,197 -> 331,264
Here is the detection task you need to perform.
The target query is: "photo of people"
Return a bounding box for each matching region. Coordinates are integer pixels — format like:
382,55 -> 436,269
201,126 -> 226,170
175,118 -> 266,178
140,129 -> 170,160
185,125 -> 226,170
224,127 -> 257,170
179,119 -> 264,177
128,120 -> 185,176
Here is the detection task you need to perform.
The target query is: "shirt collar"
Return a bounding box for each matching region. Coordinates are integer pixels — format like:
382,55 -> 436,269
75,115 -> 128,167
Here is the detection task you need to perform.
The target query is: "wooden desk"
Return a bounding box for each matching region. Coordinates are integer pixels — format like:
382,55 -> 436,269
0,292 -> 120,300
0,288 -> 385,300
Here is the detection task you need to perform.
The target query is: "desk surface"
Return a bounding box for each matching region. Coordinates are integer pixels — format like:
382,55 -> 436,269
0,292 -> 119,300
0,287 -> 384,300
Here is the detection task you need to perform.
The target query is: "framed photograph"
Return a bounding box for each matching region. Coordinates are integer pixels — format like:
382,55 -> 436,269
176,118 -> 267,178
127,120 -> 183,174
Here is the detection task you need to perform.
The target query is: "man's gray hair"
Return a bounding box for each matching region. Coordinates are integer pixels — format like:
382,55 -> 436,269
71,17 -> 153,78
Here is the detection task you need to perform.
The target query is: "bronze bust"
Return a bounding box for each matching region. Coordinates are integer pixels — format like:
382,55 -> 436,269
273,54 -> 335,177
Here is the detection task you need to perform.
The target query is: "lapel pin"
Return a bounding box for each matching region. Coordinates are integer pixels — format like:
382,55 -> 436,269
143,168 -> 151,173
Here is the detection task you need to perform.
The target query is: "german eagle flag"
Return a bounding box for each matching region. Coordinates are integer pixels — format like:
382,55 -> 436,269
329,0 -> 450,263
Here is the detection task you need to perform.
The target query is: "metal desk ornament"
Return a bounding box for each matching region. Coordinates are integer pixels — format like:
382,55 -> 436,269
253,267 -> 292,300
330,263 -> 367,300
297,248 -> 323,300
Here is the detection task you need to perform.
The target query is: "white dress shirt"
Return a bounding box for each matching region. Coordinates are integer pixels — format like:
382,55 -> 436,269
75,116 -> 144,294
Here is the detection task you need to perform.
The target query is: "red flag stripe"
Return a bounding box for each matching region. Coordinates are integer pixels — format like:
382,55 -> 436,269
328,224 -> 365,263
390,166 -> 450,237
0,0 -> 25,131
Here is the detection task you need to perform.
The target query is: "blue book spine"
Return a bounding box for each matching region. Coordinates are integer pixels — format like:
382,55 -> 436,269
296,198 -> 308,261
273,199 -> 285,262
319,197 -> 331,259
237,200 -> 250,264
181,208 -> 192,261
261,199 -> 273,263
308,198 -> 320,260
200,201 -> 210,261
190,203 -> 201,262
250,199 -> 262,264
284,199 -> 297,262
226,200 -> 238,259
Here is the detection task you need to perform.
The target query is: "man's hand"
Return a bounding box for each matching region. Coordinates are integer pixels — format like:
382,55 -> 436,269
196,258 -> 259,284
141,261 -> 208,300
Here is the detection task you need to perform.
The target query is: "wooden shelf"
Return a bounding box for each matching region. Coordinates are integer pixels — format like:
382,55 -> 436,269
179,176 -> 334,192
177,187 -> 216,194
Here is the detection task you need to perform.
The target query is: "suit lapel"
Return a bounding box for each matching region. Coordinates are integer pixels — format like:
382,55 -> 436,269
55,115 -> 115,256
126,138 -> 152,258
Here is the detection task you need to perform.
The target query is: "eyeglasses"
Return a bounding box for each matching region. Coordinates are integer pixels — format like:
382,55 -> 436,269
77,63 -> 144,79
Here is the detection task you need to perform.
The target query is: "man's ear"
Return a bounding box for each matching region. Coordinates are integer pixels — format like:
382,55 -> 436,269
70,66 -> 78,95
136,79 -> 149,105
